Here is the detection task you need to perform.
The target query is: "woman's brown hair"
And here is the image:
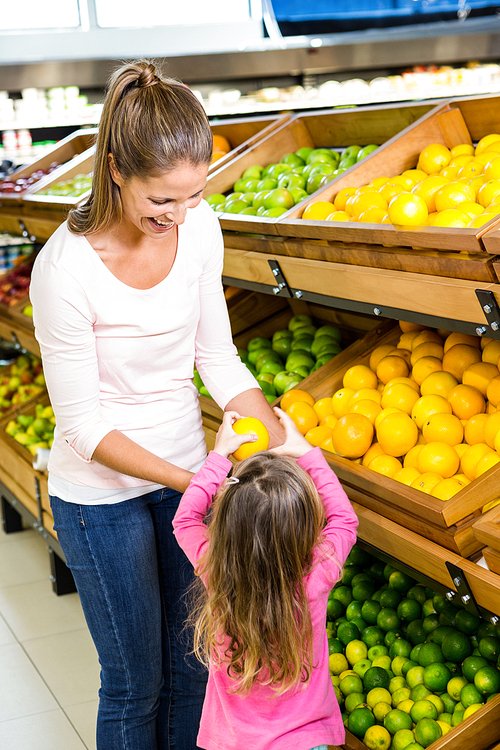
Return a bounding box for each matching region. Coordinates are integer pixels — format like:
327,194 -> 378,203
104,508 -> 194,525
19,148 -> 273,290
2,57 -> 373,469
68,59 -> 213,235
190,451 -> 329,696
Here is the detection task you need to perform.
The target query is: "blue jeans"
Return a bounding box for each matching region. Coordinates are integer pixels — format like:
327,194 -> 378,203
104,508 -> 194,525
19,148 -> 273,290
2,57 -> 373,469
50,488 -> 207,750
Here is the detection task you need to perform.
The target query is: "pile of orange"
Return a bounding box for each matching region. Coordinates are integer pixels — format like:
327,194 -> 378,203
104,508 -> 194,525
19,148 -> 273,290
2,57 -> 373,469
211,134 -> 232,165
301,134 -> 500,229
281,321 -> 500,502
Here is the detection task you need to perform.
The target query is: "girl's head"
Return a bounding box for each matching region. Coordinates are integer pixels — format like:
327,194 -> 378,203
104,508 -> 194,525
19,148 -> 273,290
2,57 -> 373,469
68,59 -> 213,235
192,451 -> 326,696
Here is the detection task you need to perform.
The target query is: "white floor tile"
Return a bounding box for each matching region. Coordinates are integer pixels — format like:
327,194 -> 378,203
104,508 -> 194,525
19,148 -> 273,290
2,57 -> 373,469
22,628 -> 100,708
65,701 -> 98,750
0,579 -> 86,641
0,612 -> 16,646
0,708 -> 88,749
0,642 -> 58,722
0,530 -> 50,588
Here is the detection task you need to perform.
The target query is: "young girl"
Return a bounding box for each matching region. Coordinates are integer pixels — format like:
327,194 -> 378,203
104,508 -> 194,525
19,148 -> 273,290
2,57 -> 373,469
172,407 -> 358,750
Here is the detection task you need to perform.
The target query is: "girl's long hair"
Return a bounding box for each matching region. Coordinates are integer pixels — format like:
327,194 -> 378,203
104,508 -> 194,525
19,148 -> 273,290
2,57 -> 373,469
190,451 -> 327,696
68,59 -> 213,235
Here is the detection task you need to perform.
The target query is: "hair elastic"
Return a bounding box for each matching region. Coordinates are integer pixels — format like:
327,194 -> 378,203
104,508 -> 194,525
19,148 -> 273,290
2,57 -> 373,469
226,477 -> 240,485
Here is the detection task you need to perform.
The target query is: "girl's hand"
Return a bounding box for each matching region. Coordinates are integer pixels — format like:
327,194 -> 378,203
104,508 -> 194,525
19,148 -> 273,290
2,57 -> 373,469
214,411 -> 258,459
269,407 -> 313,458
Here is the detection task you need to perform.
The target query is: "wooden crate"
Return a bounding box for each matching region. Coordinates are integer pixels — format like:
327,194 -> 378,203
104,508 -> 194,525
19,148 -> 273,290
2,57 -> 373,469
22,148 -> 94,212
0,128 -> 97,206
209,114 -> 290,173
205,100 -> 438,235
277,94 -> 500,252
473,505 -> 500,556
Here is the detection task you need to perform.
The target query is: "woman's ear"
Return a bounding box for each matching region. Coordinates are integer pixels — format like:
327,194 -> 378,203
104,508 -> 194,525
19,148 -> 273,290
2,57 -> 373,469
108,153 -> 123,186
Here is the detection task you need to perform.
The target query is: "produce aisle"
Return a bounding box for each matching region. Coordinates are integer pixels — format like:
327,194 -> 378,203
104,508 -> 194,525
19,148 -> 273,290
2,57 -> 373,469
4,92 -> 500,750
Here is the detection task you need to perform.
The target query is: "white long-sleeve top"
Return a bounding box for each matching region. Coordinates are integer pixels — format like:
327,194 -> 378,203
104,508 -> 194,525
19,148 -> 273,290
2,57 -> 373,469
29,200 -> 257,497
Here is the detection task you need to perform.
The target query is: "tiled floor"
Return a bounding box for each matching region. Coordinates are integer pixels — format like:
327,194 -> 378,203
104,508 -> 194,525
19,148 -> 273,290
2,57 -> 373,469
0,521 -> 100,749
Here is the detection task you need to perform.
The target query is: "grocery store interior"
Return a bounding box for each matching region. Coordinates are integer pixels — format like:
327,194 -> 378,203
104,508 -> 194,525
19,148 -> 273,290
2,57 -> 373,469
5,1 -> 500,749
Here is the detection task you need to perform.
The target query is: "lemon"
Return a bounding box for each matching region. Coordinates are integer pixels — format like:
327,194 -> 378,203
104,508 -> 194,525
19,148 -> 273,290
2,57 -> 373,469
346,639 -> 368,666
363,724 -> 392,750
329,652 -> 349,675
367,687 -> 393,709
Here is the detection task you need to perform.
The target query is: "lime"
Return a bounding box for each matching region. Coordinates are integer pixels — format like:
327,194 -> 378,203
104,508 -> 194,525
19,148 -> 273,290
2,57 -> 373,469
402,660 -> 418,677
479,636 -> 500,662
427,694 -> 444,715
474,665 -> 500,695
422,615 -> 440,634
390,639 -> 413,659
454,609 -> 481,635
337,621 -> 360,646
353,580 -> 376,601
363,724 -> 391,750
332,682 -> 343,705
345,691 -> 367,714
373,700 -> 393,722
445,660 -> 460,676
423,662 -> 451,692
410,684 -> 432,702
422,599 -> 437,617
327,598 -> 345,621
438,712 -> 453,725
406,665 -> 425,688
351,573 -> 372,587
363,626 -> 386,648
329,652 -> 349,675
352,617 -> 368,634
392,728 -> 416,750
410,644 -> 424,662
342,565 -> 361,586
372,655 -> 392,671
428,625 -> 454,645
406,620 -> 426,646
407,585 -> 427,604
447,675 -> 469,701
389,676 -> 407,694
432,594 -> 448,613
460,683 -> 484,708
332,585 -> 353,608
340,673 -> 364,695
440,693 -> 457,714
371,589 -> 384,603
370,561 -> 386,581
436,720 -> 452,736
379,589 -> 402,609
364,666 -> 391,691
397,599 -> 422,622
389,571 -> 415,594
328,637 -> 344,655
346,546 -> 373,567
377,609 -> 401,632
368,644 -> 388,660
418,642 -> 444,667
398,699 -> 415,714
366,687 -> 393,709
452,708 -> 464,725
384,708 -> 413,734
348,706 -> 375,738
463,703 -> 483,719
362,600 -> 382,625
392,687 -> 412,707
353,658 -> 373,679
477,622 -> 498,639
385,630 -> 403,647
346,639 -> 368,666
410,700 -> 438,723
441,631 -> 472,663
392,656 -> 410,676
346,600 -> 364,621
414,717 -> 442,748
438,604 -> 460,628
461,655 -> 489,682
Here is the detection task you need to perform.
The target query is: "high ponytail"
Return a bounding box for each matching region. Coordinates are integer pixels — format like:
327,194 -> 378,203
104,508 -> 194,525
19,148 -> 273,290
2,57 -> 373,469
68,59 -> 213,235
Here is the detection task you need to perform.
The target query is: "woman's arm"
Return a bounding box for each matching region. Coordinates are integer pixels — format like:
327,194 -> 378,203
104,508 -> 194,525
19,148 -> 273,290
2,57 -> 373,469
225,388 -> 285,448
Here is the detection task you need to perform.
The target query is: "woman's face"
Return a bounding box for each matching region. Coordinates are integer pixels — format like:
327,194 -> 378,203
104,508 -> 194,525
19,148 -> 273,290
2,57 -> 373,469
109,159 -> 208,238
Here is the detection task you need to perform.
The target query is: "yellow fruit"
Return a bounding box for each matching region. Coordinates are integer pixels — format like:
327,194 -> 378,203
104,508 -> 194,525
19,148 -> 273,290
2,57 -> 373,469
398,330 -> 421,350
452,143 -> 475,157
376,355 -> 410,384
485,156 -> 500,180
374,407 -> 402,430
478,179 -> 500,207
412,356 -> 443,386
343,364 -> 378,391
347,191 -> 388,219
475,451 -> 500,478
392,466 -> 421,485
326,211 -> 350,222
422,413 -> 464,446
332,413 -> 374,459
379,182 -> 406,204
476,134 -> 500,155
454,444 -> 469,461
313,397 -> 334,421
232,418 -> 270,461
399,320 -> 428,333
350,399 -> 383,425
385,377 -> 420,392
319,414 -> 338,430
404,444 -> 424,469
389,348 -> 412,365
440,165 -> 461,181
464,413 -> 489,445
450,154 -> 475,168
482,496 -> 500,512
369,454 -> 403,477
362,441 -> 387,467
411,175 -> 449,212
442,344 -> 482,381
305,425 -> 333,447
332,388 -> 355,418
369,344 -> 398,371
411,472 -> 443,494
461,443 -> 494,480
377,411 -> 419,457
382,383 -> 420,415
462,362 -> 499,395
418,143 -> 452,174
420,371 -> 458,398
329,652 -> 349,675
320,436 -> 335,453
447,384 -> 485,420
433,209 -> 471,228
431,477 -> 468,500
457,163 -> 484,181
412,330 -> 443,348
484,410 -> 500,448
486,375 -> 500,407
482,340 -> 500,364
444,332 -> 481,353
457,199 -> 484,217
363,725 -> 391,750
349,388 -> 382,408
286,401 -> 319,435
411,394 -> 452,430
468,212 -> 499,228
302,201 -> 335,221
280,389 -> 315,411
411,342 -> 444,366
416,442 -> 460,478
388,193 -> 428,227
334,187 -> 358,211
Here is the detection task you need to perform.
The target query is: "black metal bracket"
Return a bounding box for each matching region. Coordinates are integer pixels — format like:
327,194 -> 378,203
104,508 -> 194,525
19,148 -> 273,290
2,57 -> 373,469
445,562 -> 482,618
18,220 -> 36,243
476,289 -> 500,337
267,259 -> 293,298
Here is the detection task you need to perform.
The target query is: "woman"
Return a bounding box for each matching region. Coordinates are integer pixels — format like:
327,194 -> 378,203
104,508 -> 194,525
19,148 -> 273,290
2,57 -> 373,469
29,59 -> 282,750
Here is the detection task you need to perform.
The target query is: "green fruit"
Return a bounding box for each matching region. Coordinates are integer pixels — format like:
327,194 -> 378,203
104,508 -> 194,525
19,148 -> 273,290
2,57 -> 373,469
379,589 -> 402,609
280,152 -> 305,167
277,172 -> 306,190
286,351 -> 315,371
474,665 -> 500,695
247,337 -> 272,353
252,190 -> 271,209
242,165 -> 263,180
414,717 -> 442,748
295,147 -> 314,162
256,178 -> 278,191
240,206 -> 257,215
206,193 -> 226,206
397,599 -> 422,623
362,627 -> 386,648
289,187 -> 308,204
479,636 -> 500,662
337,621 -> 361,646
418,642 -> 444,667
460,683 -> 484,708
341,145 -> 362,161
461,655 -> 489,683
441,631 -> 472,663
306,173 -> 330,195
261,207 -> 286,217
364,666 -> 390,691
405,620 -> 426,646
223,199 -> 248,214
333,585 -> 354,608
362,600 -> 382,625
423,662 -> 451,692
377,609 -> 401,632
327,598 -> 345,621
348,706 -> 375,738
357,144 -> 378,160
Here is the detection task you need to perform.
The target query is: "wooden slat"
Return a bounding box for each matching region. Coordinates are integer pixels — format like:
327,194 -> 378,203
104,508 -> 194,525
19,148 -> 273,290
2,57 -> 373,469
483,547 -> 500,576
209,114 -> 289,173
473,505 -> 500,552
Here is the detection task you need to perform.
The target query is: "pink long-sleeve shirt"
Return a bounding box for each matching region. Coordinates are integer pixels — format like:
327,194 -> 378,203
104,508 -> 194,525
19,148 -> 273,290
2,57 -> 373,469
172,447 -> 358,750
29,200 -> 257,493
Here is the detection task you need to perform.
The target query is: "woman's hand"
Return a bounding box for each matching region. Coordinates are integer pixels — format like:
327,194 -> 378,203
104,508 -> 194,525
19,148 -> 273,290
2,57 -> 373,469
269,407 -> 313,459
213,410 -> 257,459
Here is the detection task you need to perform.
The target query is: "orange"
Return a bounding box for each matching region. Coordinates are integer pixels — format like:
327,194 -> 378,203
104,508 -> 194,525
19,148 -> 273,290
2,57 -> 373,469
399,320 -> 428,333
411,472 -> 443,494
464,413 -> 489,445
302,201 -> 336,221
286,401 -> 319,435
369,454 -> 403,478
398,330 -> 422,350
481,336 -> 495,350
462,362 -> 499,395
350,399 -> 382,425
447,384 -> 485,420
305,425 -> 334,447
444,332 -> 481,353
334,187 -> 358,211
403,168 -> 428,183
482,340 -> 500,364
331,388 -> 355,418
404,444 -> 424,469
393,466 -> 421,486
442,344 -> 482,381
431,477 -> 468,500
346,191 -> 388,219
376,355 -> 410,384
281,388 -> 315,411
416,442 -> 460,478
381,383 -> 420,415
478,179 -> 500,207
456,199 -> 484,217
313,397 -> 334,421
392,174 -> 420,190
362,441 -> 387,467
375,407 -> 402,430
411,394 -> 452,430
454,444 -> 470,461
451,143 -> 475,157
370,344 -> 398,371
475,134 -> 500,155
450,154 -> 475,168
412,330 -> 443,349
326,211 -> 350,222
422,413 -> 464,446
320,436 -> 335,453
486,375 -> 500,407
379,182 -> 406,204
460,443 -> 494,480
411,176 -> 449,212
468,213 -> 498,228
411,342 -> 444,366
377,411 -> 419,457
232,417 -> 270,461
349,388 -> 382,408
388,348 -> 411,365
475,451 -> 500,478
412,356 -> 443,386
485,156 -> 500,180
420,371 -> 458,398
484,411 -> 500,448
432,209 -> 471,228
440,165 -> 461,181
388,193 -> 428,227
370,177 -> 391,189
385,377 -> 419,392
332,414 -> 374,459
487,401 -> 498,414
319,414 -> 338,430
343,365 -> 378,391
212,134 -> 231,153
457,163 -> 484,181
418,143 -> 452,174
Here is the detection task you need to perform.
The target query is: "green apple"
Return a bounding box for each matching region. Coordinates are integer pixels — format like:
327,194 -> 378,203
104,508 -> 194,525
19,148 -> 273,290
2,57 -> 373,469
338,156 -> 357,170
286,351 -> 315,371
289,314 -> 313,331
311,335 -> 339,358
255,351 -> 282,372
225,192 -> 243,201
237,348 -> 249,363
315,325 -> 342,342
242,192 -> 256,204
309,162 -> 337,177
291,337 -> 313,354
293,324 -> 317,339
357,144 -> 378,161
291,365 -> 310,379
262,207 -> 286,217
248,337 -> 272,352
263,188 -> 294,211
306,174 -> 330,194
256,178 -> 278,191
242,165 -> 263,180
199,385 -> 211,398
223,199 -> 248,213
234,178 -> 260,194
283,377 -> 304,394
273,370 -> 302,396
277,172 -> 306,190
289,187 -> 308,204
260,361 -> 285,377
240,207 -> 257,215
281,152 -> 305,167
341,145 -> 362,160
306,149 -> 337,165
316,344 -> 342,360
295,147 -> 314,162
273,328 -> 293,342
256,372 -> 276,386
265,163 -> 293,179
272,337 -> 292,358
206,193 -> 226,206
248,347 -> 271,366
252,190 -> 270,210
259,380 -> 277,398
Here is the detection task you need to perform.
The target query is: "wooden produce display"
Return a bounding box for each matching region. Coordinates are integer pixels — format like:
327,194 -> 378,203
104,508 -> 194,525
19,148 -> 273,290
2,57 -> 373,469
473,505 -> 500,574
205,100 -> 437,235
209,113 -> 290,172
277,94 -> 500,253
